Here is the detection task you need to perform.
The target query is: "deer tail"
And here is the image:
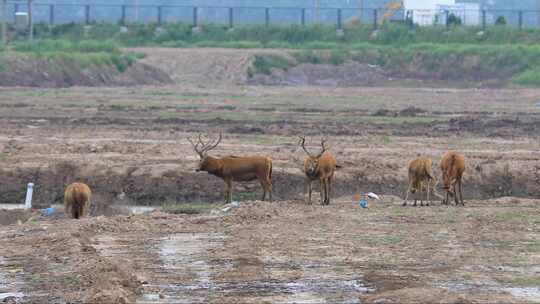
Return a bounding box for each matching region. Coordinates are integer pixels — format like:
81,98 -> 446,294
266,158 -> 273,182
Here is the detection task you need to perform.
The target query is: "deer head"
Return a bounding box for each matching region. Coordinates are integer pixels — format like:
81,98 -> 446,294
299,136 -> 328,177
188,133 -> 222,172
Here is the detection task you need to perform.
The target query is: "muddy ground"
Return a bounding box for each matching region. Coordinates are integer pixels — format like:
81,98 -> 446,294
0,48 -> 539,303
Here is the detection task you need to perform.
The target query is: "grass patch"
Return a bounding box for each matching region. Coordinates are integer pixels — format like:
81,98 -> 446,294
494,212 -> 533,221
31,22 -> 540,46
14,39 -> 119,53
512,68 -> 540,86
250,54 -> 292,75
9,39 -> 138,73
161,202 -> 216,215
511,276 -> 540,287
354,234 -> 403,246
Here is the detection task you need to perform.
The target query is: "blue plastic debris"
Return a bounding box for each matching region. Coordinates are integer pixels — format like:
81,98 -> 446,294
359,199 -> 368,209
41,207 -> 54,216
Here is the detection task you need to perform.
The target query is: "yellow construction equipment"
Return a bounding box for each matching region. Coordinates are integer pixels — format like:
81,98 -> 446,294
379,1 -> 404,24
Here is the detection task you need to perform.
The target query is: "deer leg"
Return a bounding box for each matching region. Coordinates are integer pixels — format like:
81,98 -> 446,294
327,178 -> 331,205
458,179 -> 465,206
268,179 -> 273,202
426,181 -> 431,207
453,183 -> 459,206
307,179 -> 312,205
320,179 -> 325,206
403,180 -> 413,206
225,179 -> 232,204
324,177 -> 329,205
259,179 -> 267,201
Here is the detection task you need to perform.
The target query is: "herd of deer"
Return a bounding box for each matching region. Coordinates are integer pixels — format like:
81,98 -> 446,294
63,133 -> 466,219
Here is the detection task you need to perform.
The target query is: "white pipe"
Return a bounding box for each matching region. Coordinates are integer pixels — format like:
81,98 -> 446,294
24,182 -> 34,209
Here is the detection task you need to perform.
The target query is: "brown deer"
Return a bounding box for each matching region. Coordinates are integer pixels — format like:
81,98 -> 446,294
188,133 -> 273,204
64,182 -> 92,219
299,136 -> 338,205
403,157 -> 443,207
440,151 -> 466,206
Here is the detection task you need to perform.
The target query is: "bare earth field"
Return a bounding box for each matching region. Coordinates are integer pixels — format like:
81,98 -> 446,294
0,48 -> 539,303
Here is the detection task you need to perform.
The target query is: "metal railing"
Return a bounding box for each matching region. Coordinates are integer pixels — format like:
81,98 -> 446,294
2,2 -> 540,30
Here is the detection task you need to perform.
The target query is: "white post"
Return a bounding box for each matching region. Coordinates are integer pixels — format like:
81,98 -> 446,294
24,182 -> 34,209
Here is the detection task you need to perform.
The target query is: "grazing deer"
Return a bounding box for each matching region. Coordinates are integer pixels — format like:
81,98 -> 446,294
64,182 -> 92,219
299,136 -> 338,205
188,133 -> 273,204
403,157 -> 443,207
440,151 -> 466,206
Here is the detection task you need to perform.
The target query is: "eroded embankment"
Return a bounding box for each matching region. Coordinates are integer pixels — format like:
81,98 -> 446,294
0,159 -> 537,208
0,53 -> 172,87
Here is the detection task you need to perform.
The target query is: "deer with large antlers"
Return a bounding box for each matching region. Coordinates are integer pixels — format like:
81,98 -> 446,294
299,136 -> 339,205
188,133 -> 273,204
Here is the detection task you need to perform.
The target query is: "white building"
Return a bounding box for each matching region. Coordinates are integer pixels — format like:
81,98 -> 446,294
404,0 -> 481,26
404,0 -> 456,26
436,2 -> 481,26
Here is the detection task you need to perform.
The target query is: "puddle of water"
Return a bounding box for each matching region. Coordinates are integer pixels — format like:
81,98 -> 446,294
0,204 -> 26,210
503,287 -> 540,303
138,233 -> 373,304
0,257 -> 25,302
441,281 -> 540,303
0,204 -> 155,215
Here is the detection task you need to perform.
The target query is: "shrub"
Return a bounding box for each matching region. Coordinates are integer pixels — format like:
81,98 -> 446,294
447,14 -> 462,26
495,16 -> 507,26
250,54 -> 292,75
512,68 -> 540,86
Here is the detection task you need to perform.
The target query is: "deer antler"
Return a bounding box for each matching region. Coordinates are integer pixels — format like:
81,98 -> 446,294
298,136 -> 314,157
200,132 -> 222,154
316,138 -> 328,158
188,132 -> 222,158
187,134 -> 204,158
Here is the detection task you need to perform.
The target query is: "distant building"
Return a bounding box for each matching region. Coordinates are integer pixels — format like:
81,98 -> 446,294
436,2 -> 481,26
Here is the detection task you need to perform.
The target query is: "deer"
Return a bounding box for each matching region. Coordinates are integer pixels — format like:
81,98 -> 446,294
440,151 -> 466,206
299,136 -> 338,205
402,157 -> 443,207
188,133 -> 273,204
64,182 -> 92,219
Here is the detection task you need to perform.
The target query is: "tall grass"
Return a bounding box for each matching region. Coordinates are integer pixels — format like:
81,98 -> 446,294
14,39 -> 119,53
252,43 -> 540,83
29,21 -> 540,47
10,39 -> 138,73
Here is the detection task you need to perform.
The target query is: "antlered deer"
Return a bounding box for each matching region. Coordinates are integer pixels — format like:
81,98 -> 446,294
188,133 -> 272,204
440,151 -> 466,206
402,157 -> 443,207
299,136 -> 338,205
64,182 -> 92,219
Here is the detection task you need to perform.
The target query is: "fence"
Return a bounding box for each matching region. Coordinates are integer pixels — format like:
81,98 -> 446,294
2,2 -> 540,30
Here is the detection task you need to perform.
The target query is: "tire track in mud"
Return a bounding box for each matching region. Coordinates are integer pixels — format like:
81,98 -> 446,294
94,230 -> 374,304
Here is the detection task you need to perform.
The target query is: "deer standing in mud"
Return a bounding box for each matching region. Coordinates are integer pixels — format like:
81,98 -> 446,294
440,151 -> 466,206
64,182 -> 92,219
403,157 -> 443,207
188,133 -> 273,204
299,136 -> 339,205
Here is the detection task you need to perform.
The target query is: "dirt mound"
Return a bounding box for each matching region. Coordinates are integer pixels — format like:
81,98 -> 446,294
248,61 -> 389,87
131,47 -> 268,85
0,54 -> 172,88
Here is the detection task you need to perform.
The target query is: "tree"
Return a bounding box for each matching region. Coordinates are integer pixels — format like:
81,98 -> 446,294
447,13 -> 462,26
495,16 -> 507,26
